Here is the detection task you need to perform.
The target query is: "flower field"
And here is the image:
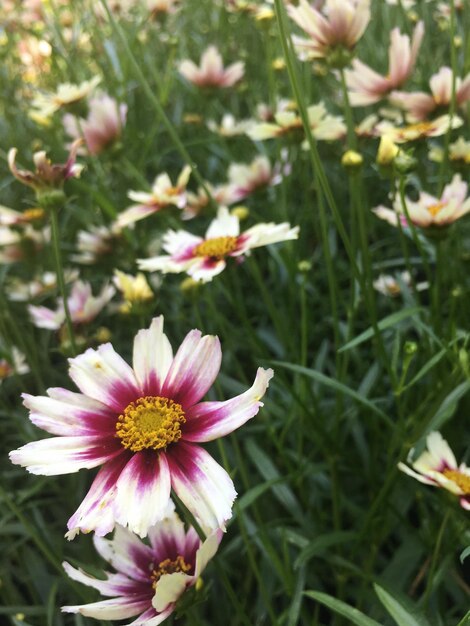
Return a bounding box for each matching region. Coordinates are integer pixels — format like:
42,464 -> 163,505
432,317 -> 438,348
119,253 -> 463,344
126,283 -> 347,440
1,0 -> 469,625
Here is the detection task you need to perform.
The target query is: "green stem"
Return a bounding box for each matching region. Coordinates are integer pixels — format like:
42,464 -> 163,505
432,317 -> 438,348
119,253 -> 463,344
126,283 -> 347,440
423,509 -> 451,608
50,207 -> 77,355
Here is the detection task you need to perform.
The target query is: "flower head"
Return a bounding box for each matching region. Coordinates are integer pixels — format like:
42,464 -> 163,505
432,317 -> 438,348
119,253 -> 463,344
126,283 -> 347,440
10,316 -> 273,537
345,22 -> 424,106
398,431 -> 470,510
178,46 -> 244,88
8,141 -> 83,208
0,348 -> 29,382
373,174 -> 470,229
113,270 -> 154,313
375,114 -> 462,144
28,280 -> 115,330
117,166 -> 191,228
287,0 -> 371,64
63,92 -> 127,155
138,207 -> 299,282
62,504 -> 222,622
30,76 -> 101,121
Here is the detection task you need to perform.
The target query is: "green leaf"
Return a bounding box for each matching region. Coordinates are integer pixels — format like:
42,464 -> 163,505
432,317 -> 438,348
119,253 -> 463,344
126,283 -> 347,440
272,361 -> 393,426
295,531 -> 356,568
373,584 -> 433,626
236,478 -> 285,513
456,610 -> 470,626
338,307 -> 423,353
401,349 -> 448,391
305,591 -> 383,626
424,381 -> 470,435
459,546 -> 470,564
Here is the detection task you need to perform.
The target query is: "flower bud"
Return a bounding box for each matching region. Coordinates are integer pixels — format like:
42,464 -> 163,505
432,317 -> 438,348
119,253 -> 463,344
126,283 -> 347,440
377,135 -> 399,165
341,150 -> 363,169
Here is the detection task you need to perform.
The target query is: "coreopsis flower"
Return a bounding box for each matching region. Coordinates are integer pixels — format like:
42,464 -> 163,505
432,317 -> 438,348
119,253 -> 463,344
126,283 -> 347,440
225,155 -> 288,202
429,137 -> 470,165
0,225 -> 49,264
113,270 -> 154,313
147,0 -> 180,17
399,431 -> 470,510
178,46 -> 245,88
17,36 -> 52,83
373,271 -> 428,297
0,205 -> 45,226
8,141 -> 83,208
287,0 -> 370,64
28,280 -> 115,330
63,92 -> 127,155
30,76 -> 101,122
391,67 -> 470,121
72,224 -> 122,265
247,102 -> 346,142
207,114 -> 255,137
117,166 -> 191,228
62,505 -> 221,622
345,22 -> 424,106
373,174 -> 470,229
375,114 -> 463,144
138,206 -> 299,282
10,315 -> 273,537
0,348 -> 29,382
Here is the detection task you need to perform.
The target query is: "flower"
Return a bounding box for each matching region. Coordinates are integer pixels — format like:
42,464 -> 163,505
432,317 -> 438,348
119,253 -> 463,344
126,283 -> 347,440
63,92 -> 127,155
138,206 -> 299,282
113,270 -> 154,313
72,224 -> 122,265
62,504 -> 222,622
117,166 -> 191,228
178,46 -> 244,88
247,102 -> 346,142
398,431 -> 470,510
10,316 -> 274,537
224,155 -> 287,202
8,141 -> 83,207
28,280 -> 115,330
7,270 -> 79,302
30,76 -> 101,121
345,22 -> 424,106
287,0 -> 370,63
373,174 -> 470,229
0,348 -> 29,382
373,271 -> 428,297
429,136 -> 470,165
390,67 -> 470,121
207,114 -> 255,137
374,114 -> 463,144
0,205 -> 46,227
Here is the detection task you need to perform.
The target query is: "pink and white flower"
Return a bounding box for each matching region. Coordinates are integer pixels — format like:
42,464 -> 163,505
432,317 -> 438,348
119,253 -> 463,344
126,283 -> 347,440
10,316 -> 273,537
117,166 -> 191,228
28,280 -> 115,330
178,46 -> 244,88
345,22 -> 424,106
373,174 -> 470,229
374,114 -> 462,144
398,431 -> 470,510
72,223 -> 122,265
390,67 -> 470,121
225,155 -> 287,202
287,0 -> 371,61
30,76 -> 101,122
138,206 -> 299,282
62,504 -> 222,623
0,348 -> 30,382
63,92 -> 127,155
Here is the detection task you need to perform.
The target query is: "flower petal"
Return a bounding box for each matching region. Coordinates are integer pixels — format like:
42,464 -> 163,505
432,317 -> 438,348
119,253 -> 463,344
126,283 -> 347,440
147,507 -> 188,563
183,367 -> 273,442
62,561 -> 142,597
152,572 -> 190,612
66,454 -> 129,539
114,451 -> 172,537
194,529 -> 223,578
132,317 -> 173,396
62,596 -> 149,619
124,606 -> 174,626
9,435 -> 122,476
69,343 -> 140,413
161,330 -> 221,408
167,441 -> 236,532
93,525 -> 153,582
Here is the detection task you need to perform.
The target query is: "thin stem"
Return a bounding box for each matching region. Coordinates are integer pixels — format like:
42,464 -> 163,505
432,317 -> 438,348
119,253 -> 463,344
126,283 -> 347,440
423,509 -> 451,608
50,206 -> 77,355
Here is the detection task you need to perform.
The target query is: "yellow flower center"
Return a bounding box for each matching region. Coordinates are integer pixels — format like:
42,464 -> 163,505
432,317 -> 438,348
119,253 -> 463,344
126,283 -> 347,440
443,469 -> 470,495
194,236 -> 238,259
400,121 -> 434,138
151,555 -> 192,589
22,207 -> 45,221
116,396 -> 186,452
427,201 -> 447,217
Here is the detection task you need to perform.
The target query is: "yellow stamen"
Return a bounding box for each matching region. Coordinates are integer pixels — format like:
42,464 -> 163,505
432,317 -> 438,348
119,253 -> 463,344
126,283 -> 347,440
443,469 -> 470,494
194,236 -> 238,260
427,201 -> 447,217
116,396 -> 186,452
22,207 -> 45,221
151,555 -> 192,589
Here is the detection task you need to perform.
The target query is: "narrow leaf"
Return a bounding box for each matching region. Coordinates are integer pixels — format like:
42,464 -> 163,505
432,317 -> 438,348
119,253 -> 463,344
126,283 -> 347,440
305,591 -> 383,626
373,584 -> 432,626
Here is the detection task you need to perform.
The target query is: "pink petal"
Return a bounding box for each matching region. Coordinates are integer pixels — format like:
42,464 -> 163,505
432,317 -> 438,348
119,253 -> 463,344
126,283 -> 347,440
66,454 -> 129,539
63,561 -> 144,597
132,317 -> 173,396
167,441 -> 236,531
124,606 -> 174,626
114,452 -> 172,537
9,435 -> 122,476
69,343 -> 140,413
93,524 -> 154,582
161,330 -> 221,408
183,367 -> 273,442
